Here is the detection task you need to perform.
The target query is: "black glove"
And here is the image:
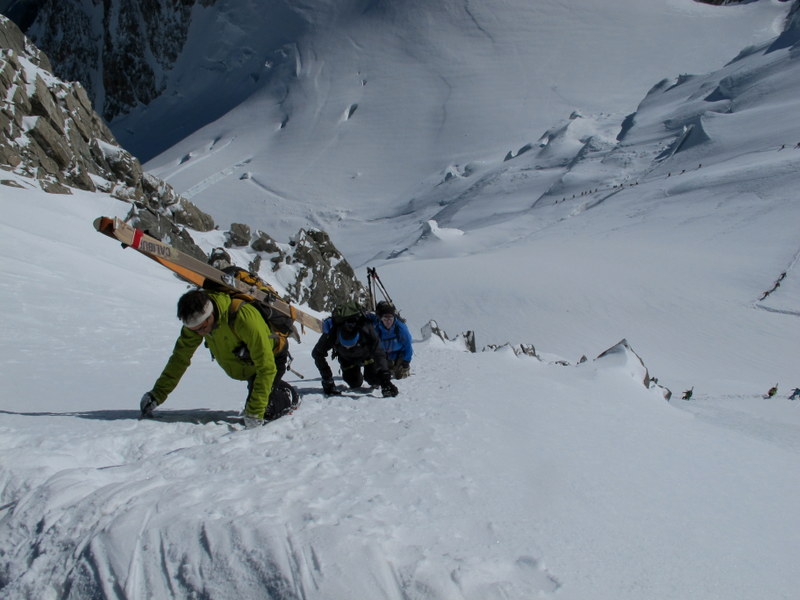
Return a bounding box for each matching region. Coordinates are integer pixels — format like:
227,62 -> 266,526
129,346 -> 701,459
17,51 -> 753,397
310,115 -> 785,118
381,380 -> 399,398
140,392 -> 159,418
322,378 -> 338,396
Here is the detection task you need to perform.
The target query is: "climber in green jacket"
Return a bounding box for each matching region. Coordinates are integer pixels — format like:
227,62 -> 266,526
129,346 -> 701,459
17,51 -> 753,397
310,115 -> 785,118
139,290 -> 295,428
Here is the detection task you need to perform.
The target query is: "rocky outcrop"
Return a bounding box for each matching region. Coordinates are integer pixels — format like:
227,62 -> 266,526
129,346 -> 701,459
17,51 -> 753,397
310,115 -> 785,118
484,342 -> 537,358
286,228 -> 368,311
205,226 -> 369,312
239,227 -> 368,312
0,15 -> 213,231
421,320 -> 477,353
0,14 -> 366,312
125,204 -> 210,261
595,338 -> 672,400
225,223 -> 252,248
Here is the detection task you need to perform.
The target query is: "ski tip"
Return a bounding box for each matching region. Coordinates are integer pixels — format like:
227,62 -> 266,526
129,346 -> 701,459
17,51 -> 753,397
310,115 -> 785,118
93,216 -> 117,236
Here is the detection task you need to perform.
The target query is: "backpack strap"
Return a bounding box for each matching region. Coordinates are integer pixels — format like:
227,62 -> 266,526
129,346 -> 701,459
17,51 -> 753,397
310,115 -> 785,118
228,296 -> 289,356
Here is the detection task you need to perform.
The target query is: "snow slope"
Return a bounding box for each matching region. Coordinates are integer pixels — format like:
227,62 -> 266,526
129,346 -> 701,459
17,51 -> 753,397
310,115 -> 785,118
140,0 -> 790,221
3,1 -> 800,598
373,10 -> 800,395
1,183 -> 799,599
133,0 -> 800,391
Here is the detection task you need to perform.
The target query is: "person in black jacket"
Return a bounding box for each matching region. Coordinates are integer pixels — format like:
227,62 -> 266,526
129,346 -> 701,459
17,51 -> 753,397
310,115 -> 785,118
312,304 -> 399,397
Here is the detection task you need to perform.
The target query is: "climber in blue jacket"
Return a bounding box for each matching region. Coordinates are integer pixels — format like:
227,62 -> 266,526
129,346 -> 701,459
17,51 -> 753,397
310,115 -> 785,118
368,301 -> 413,379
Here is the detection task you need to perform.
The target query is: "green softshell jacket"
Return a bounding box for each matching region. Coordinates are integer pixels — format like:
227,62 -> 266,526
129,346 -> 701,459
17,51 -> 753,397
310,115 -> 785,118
151,292 -> 277,418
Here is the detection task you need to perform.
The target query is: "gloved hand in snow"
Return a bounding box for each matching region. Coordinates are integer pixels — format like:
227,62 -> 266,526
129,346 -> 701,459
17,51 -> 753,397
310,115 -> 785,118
396,361 -> 411,379
381,380 -> 399,398
140,392 -> 159,418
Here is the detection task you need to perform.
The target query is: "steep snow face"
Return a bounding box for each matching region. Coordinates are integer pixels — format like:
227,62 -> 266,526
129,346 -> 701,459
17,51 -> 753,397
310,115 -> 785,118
1,182 -> 799,600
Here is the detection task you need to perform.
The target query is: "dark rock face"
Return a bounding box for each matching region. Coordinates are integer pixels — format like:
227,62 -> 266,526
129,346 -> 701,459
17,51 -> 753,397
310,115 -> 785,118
0,0 -> 48,30
23,0 -> 198,123
225,223 -> 252,248
6,0 -> 309,160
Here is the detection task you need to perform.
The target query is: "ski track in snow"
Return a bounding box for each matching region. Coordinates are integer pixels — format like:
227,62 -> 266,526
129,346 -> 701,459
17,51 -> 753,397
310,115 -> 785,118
181,157 -> 251,199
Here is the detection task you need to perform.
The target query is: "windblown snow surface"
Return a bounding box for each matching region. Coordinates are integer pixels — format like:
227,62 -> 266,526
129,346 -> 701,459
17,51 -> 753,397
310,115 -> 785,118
3,1 -> 800,599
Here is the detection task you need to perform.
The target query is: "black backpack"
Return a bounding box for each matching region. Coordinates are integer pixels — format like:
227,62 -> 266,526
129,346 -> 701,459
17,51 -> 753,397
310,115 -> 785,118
332,300 -> 364,324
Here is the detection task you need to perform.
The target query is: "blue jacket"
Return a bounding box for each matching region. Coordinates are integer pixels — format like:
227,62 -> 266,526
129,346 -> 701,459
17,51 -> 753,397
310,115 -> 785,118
368,314 -> 413,363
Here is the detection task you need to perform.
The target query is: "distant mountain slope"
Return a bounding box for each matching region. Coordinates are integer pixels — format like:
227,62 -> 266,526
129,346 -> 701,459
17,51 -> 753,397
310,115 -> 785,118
136,0 -> 791,245
5,1 -> 789,194
369,9 -> 800,389
381,2 -> 800,261
3,1 -> 798,387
